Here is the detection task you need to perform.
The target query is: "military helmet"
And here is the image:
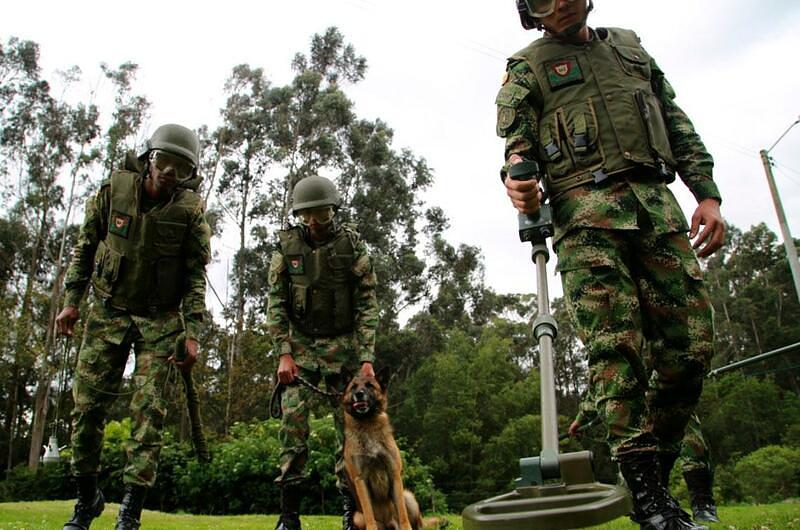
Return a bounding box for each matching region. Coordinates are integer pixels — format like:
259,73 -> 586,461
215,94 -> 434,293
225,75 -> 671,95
291,176 -> 341,214
139,124 -> 200,166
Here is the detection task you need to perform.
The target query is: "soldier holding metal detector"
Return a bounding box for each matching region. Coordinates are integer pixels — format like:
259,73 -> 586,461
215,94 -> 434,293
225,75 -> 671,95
496,1 -> 724,529
55,124 -> 212,530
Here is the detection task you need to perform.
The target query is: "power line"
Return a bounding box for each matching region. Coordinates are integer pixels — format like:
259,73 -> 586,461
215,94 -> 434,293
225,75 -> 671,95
773,162 -> 800,189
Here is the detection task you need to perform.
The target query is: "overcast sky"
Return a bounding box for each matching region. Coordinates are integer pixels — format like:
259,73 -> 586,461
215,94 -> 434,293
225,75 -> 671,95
4,0 -> 800,313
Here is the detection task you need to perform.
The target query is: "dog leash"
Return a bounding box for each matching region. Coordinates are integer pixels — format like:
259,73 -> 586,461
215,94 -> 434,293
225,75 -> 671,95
269,374 -> 342,419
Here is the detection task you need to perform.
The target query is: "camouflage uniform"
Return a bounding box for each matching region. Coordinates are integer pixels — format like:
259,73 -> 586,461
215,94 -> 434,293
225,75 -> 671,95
497,27 -> 718,458
63,170 -> 211,487
679,414 -> 711,474
574,399 -> 713,475
267,222 -> 378,486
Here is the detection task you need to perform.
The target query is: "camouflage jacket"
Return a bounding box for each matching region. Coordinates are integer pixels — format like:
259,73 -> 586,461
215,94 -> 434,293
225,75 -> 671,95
63,175 -> 212,340
266,223 -> 378,365
496,27 -> 721,243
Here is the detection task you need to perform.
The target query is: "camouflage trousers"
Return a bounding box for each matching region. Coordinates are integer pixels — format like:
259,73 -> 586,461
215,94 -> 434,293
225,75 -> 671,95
276,330 -> 361,488
70,301 -> 183,487
679,414 -> 711,473
556,226 -> 714,457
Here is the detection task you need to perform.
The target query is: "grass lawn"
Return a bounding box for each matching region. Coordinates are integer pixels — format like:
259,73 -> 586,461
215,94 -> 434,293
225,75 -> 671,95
1,500 -> 799,529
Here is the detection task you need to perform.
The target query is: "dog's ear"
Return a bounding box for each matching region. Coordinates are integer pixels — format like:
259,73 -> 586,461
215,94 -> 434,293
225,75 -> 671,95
375,366 -> 392,391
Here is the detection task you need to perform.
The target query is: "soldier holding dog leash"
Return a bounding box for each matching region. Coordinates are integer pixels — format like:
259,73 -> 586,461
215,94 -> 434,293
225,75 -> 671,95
56,124 -> 212,530
267,175 -> 379,530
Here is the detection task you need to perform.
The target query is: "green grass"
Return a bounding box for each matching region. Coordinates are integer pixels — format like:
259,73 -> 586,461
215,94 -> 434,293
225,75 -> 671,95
0,500 -> 799,529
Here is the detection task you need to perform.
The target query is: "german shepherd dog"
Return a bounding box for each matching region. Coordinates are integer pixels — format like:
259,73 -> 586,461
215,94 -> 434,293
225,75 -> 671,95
342,369 -> 445,530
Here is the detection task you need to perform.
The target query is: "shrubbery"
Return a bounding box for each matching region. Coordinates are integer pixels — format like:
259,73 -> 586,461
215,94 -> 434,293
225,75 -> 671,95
733,445 -> 800,503
0,415 -> 447,515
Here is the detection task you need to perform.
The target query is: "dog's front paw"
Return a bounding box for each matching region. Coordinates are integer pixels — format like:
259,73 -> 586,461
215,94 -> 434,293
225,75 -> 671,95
400,523 -> 413,530
366,523 -> 379,530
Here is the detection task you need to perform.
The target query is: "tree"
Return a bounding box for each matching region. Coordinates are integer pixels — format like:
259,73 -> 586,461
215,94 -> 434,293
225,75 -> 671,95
213,63 -> 273,433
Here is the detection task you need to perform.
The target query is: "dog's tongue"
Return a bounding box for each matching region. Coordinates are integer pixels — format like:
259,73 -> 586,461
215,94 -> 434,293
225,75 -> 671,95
353,401 -> 369,413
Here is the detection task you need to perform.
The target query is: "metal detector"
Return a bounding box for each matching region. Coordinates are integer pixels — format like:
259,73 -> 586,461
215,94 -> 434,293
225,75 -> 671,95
462,162 -> 631,529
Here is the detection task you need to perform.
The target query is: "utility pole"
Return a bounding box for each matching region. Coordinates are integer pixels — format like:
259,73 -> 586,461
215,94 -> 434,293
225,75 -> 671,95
761,116 -> 800,303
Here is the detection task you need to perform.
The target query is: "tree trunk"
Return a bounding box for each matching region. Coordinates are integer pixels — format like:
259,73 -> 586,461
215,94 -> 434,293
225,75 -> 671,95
225,165 -> 251,434
7,207 -> 47,472
28,160 -> 83,469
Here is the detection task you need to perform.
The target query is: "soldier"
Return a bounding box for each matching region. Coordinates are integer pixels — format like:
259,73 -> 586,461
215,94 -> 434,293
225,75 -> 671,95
55,124 -> 212,530
497,1 -> 725,529
267,175 -> 379,530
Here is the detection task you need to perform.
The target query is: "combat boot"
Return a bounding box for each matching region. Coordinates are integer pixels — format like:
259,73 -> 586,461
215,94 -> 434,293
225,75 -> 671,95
683,468 -> 720,523
658,452 -> 680,489
275,483 -> 302,530
63,475 -> 105,530
618,452 -> 708,530
342,488 -> 358,530
114,484 -> 147,530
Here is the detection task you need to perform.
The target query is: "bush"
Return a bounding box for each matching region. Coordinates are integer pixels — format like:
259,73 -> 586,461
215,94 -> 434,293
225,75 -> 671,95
734,445 -> 800,503
174,420 -> 282,514
0,416 -> 446,516
0,460 -> 72,502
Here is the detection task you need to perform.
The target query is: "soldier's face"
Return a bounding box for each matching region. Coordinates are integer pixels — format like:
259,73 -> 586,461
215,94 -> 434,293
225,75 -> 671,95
539,0 -> 587,36
300,207 -> 335,241
147,150 -> 194,197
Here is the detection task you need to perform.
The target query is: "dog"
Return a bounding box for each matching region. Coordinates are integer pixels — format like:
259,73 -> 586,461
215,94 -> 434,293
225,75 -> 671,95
342,368 -> 446,530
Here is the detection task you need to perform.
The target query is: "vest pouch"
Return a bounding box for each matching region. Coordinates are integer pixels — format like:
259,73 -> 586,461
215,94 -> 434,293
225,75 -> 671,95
154,256 -> 182,308
333,287 -> 354,334
541,104 -> 606,181
290,284 -> 308,320
327,252 -> 354,279
612,45 -> 652,81
633,91 -> 676,169
563,100 -> 604,171
154,220 -> 187,256
540,111 -> 572,180
327,249 -> 354,333
91,241 -> 123,297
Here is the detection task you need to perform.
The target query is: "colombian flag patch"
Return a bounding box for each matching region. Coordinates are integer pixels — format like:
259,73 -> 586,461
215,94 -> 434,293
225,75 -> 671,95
109,211 -> 132,238
545,56 -> 584,90
287,255 -> 304,274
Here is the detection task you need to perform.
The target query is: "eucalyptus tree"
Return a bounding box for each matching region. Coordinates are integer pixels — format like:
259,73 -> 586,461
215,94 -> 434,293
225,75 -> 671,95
213,63 -> 273,432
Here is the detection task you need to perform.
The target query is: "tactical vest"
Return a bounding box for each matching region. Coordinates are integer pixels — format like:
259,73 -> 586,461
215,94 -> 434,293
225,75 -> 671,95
511,28 -> 676,195
279,225 -> 357,337
91,170 -> 202,314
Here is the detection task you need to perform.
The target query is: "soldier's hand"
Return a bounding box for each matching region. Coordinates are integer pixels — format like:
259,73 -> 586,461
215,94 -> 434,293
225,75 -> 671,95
55,306 -> 80,336
359,361 -> 375,378
173,338 -> 199,372
277,354 -> 299,385
689,198 -> 725,258
506,155 -> 542,214
568,419 -> 583,438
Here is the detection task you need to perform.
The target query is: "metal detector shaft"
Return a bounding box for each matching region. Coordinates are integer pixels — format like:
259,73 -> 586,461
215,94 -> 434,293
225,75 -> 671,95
532,243 -> 559,453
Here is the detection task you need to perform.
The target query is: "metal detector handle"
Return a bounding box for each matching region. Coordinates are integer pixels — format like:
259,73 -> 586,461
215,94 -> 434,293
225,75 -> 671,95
508,161 -> 553,244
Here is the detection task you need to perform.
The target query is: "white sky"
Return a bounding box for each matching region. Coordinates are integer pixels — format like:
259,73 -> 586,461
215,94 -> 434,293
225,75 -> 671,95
4,0 -> 800,313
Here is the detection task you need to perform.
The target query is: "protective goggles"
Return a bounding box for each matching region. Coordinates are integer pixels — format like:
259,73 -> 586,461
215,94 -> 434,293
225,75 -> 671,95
297,206 -> 335,226
150,150 -> 195,180
522,0 -> 563,18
